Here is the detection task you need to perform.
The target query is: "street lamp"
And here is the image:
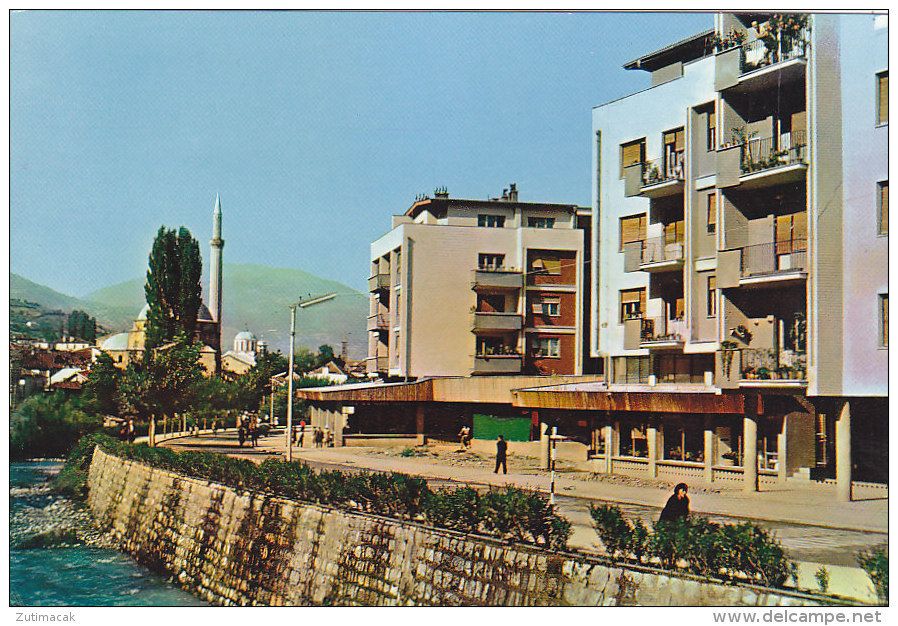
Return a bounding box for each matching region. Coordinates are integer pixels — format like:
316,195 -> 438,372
286,293 -> 336,462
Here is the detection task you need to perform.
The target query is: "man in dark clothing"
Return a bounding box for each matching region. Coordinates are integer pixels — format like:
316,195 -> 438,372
494,435 -> 508,474
658,483 -> 690,522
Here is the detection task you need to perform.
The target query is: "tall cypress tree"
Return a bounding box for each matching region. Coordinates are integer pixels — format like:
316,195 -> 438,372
144,226 -> 203,351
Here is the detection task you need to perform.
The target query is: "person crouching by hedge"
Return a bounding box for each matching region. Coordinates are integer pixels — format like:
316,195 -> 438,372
659,483 -> 689,522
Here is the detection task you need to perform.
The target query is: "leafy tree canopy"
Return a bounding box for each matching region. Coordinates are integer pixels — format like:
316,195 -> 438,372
144,226 -> 203,351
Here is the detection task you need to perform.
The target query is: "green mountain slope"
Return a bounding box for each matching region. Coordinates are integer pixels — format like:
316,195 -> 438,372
10,273 -> 134,331
82,263 -> 368,359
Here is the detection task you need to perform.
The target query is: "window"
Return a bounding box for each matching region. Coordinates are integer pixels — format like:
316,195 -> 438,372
528,217 -> 555,229
707,107 -> 716,151
707,276 -> 717,317
775,212 -> 808,254
663,128 -> 685,178
532,298 -> 560,317
531,337 -> 560,357
880,294 -> 888,347
877,72 -> 888,125
707,191 -> 717,234
619,213 -> 647,251
664,220 -> 685,244
478,253 -> 505,270
620,139 -> 645,177
879,181 -> 888,235
530,255 -> 562,275
478,214 -> 505,228
620,288 -> 646,322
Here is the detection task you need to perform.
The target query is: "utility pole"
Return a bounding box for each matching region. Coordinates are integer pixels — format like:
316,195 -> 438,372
286,293 -> 336,462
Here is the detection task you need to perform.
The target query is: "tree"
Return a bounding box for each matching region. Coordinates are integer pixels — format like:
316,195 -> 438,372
83,352 -> 121,416
67,310 -> 97,343
317,344 -> 335,366
238,351 -> 290,411
119,333 -> 204,435
144,226 -> 203,351
10,392 -> 102,460
293,346 -> 319,373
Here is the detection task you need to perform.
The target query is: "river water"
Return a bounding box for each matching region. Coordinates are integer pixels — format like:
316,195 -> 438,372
9,461 -> 208,607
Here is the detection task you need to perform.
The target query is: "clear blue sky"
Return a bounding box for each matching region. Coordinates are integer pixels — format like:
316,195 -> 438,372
10,10 -> 711,297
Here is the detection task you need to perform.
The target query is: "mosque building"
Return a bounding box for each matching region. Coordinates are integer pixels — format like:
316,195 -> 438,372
99,195 -> 227,375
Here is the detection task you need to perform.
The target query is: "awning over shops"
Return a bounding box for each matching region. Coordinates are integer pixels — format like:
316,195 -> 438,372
511,382 -> 750,414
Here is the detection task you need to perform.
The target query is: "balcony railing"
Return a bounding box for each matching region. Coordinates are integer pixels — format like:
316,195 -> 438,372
366,313 -> 390,331
639,317 -> 687,345
365,355 -> 389,372
472,312 -> 523,332
740,348 -> 807,381
471,267 -> 523,290
641,152 -> 685,187
640,236 -> 685,268
368,273 -> 390,292
739,131 -> 807,175
740,30 -> 808,74
473,354 -> 523,375
741,239 -> 807,278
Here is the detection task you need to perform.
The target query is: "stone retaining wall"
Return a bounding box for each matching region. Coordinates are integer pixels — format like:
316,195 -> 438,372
86,446 -> 832,607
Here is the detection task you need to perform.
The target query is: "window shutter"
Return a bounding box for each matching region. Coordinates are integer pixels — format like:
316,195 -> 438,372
775,214 -> 793,254
707,192 -> 717,230
791,110 -> 807,140
675,129 -> 685,151
879,73 -> 889,125
881,182 -> 889,234
791,212 -> 808,250
620,214 -> 646,246
621,289 -> 640,304
543,258 -> 562,275
675,298 -> 685,319
708,110 -> 716,132
639,288 -> 646,312
621,140 -> 644,176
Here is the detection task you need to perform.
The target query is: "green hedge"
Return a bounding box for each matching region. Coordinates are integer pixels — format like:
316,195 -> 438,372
590,504 -> 796,588
856,548 -> 888,604
57,433 -> 571,551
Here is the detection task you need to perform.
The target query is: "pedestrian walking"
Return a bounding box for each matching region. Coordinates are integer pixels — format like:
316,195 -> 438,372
127,419 -> 135,444
458,425 -> 470,449
494,434 -> 508,474
238,421 -> 246,447
250,417 -> 260,447
658,483 -> 690,523
326,430 -> 334,447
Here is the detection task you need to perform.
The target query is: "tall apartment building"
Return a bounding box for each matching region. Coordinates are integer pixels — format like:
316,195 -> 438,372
368,185 -> 590,379
591,13 -> 887,497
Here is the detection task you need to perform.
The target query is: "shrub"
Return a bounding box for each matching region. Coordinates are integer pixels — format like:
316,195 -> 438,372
590,504 -> 795,588
62,434 -> 572,551
856,548 -> 888,604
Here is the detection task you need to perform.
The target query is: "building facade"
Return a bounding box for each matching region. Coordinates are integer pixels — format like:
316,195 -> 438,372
590,12 -> 888,496
367,185 -> 591,379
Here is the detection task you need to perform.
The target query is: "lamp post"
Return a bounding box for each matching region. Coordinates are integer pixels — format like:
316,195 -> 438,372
285,293 -> 336,462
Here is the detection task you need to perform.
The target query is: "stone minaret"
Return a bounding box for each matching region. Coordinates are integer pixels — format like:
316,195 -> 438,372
210,194 -> 224,327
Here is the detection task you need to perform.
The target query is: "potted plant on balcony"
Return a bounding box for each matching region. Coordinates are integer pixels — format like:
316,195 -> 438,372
742,365 -> 756,380
756,367 -> 772,380
720,339 -> 740,378
643,164 -> 661,185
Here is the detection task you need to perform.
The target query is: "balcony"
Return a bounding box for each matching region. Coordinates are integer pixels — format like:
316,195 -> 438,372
717,347 -> 807,389
366,313 -> 390,332
720,240 -> 807,288
365,355 -> 389,373
368,273 -> 390,292
471,268 -> 523,291
473,354 -> 523,375
715,26 -> 808,93
639,237 -> 685,272
472,312 -> 523,333
638,153 -> 685,198
639,317 -> 687,349
717,130 -> 807,190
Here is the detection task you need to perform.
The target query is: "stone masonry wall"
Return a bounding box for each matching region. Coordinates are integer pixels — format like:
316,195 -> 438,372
87,447 -> 829,607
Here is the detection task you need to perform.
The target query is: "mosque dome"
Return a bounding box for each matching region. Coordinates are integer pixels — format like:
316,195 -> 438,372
99,332 -> 130,351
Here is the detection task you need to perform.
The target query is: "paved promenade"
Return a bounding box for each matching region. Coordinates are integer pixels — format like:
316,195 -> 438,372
158,428 -> 887,533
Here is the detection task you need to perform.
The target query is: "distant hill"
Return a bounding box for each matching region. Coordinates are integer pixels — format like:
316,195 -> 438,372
81,263 -> 368,359
10,273 -> 133,331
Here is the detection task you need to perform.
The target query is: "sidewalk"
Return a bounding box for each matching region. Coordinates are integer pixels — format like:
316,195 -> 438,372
239,434 -> 887,534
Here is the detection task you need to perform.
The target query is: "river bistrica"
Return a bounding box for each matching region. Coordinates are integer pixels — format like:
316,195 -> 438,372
10,461 -> 208,607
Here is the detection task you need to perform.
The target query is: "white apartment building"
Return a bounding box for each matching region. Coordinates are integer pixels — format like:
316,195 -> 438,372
367,185 -> 590,379
590,12 -> 887,498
